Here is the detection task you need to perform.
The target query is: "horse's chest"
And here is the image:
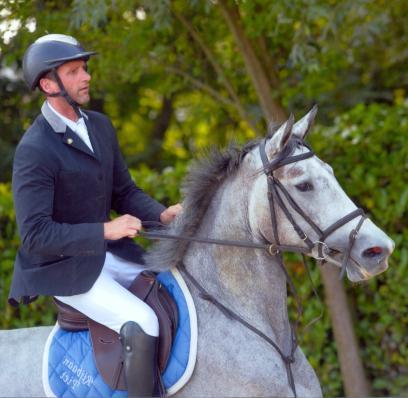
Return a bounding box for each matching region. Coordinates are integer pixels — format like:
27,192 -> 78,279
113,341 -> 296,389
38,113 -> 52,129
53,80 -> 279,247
187,308 -> 296,395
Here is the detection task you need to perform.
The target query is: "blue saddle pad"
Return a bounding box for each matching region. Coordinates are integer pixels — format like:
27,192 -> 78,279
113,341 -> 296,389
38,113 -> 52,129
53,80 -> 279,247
43,270 -> 196,397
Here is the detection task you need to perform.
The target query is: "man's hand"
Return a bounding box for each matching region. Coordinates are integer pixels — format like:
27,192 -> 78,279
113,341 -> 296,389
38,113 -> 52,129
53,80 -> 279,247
104,214 -> 142,240
160,203 -> 183,225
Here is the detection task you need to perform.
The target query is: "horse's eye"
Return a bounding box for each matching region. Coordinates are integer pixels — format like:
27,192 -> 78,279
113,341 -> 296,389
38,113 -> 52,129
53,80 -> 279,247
295,181 -> 314,192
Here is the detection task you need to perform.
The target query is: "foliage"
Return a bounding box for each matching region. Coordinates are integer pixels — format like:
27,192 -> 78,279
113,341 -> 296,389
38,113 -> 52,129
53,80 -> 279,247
0,77 -> 41,181
129,161 -> 186,206
1,0 -> 407,180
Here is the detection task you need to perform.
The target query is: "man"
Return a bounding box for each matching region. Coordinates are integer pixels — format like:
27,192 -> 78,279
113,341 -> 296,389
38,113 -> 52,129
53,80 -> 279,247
9,34 -> 181,396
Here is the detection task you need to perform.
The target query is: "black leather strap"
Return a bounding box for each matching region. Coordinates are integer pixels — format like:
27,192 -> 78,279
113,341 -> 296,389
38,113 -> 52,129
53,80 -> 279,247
48,68 -> 82,119
320,208 -> 365,241
141,226 -> 311,255
339,213 -> 367,279
178,262 -> 298,398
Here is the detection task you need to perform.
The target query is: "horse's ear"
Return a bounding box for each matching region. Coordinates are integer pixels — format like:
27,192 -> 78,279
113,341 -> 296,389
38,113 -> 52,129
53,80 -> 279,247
265,113 -> 295,156
292,104 -> 318,139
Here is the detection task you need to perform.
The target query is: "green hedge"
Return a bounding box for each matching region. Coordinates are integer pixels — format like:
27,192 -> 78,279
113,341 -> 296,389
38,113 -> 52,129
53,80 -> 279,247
0,102 -> 406,395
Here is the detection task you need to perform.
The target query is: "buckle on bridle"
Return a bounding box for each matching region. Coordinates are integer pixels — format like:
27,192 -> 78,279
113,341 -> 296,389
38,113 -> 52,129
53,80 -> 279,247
267,244 -> 280,256
349,228 -> 358,241
301,233 -> 308,241
311,241 -> 329,260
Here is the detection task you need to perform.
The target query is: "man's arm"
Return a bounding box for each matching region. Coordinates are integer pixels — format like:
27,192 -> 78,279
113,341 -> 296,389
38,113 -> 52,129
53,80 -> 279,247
12,143 -> 105,257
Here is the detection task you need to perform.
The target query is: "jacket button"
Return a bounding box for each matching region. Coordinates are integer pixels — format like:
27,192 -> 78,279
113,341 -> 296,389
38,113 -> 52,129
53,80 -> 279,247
60,254 -> 64,258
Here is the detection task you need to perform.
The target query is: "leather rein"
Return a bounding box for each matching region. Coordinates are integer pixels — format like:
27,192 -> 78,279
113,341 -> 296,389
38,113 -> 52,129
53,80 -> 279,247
141,137 -> 367,397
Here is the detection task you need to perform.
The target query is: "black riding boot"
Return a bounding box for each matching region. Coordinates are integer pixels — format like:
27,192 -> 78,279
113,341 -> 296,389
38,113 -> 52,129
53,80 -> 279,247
120,321 -> 160,398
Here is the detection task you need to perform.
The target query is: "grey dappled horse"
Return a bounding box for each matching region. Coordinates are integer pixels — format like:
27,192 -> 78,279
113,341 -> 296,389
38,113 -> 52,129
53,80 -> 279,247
0,109 -> 394,397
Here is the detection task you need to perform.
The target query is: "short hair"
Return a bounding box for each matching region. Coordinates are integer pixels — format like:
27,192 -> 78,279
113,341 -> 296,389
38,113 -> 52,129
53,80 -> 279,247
38,70 -> 56,94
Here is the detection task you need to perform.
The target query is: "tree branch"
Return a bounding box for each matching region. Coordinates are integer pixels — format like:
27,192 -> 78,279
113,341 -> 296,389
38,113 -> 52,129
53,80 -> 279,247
164,65 -> 235,107
254,35 -> 282,90
217,0 -> 286,123
172,9 -> 260,134
320,265 -> 371,397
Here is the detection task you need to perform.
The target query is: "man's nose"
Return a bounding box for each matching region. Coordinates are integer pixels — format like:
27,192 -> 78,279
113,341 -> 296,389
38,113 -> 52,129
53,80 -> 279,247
82,68 -> 91,82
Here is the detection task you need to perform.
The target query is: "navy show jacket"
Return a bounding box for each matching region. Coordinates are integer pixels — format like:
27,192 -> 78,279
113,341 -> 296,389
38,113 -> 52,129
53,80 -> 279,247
8,102 -> 165,306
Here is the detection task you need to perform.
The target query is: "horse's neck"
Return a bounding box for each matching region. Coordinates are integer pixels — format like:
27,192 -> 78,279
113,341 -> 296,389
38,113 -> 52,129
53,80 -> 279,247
184,175 -> 292,352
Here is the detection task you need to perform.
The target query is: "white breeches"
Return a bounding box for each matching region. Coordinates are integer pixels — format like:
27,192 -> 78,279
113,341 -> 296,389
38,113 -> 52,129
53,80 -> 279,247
55,252 -> 159,337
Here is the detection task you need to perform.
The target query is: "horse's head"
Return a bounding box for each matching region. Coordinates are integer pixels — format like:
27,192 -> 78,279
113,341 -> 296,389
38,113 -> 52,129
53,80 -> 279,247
247,107 -> 394,282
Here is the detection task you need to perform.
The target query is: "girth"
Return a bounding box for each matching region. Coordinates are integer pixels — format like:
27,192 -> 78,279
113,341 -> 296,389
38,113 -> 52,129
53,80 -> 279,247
54,271 -> 178,391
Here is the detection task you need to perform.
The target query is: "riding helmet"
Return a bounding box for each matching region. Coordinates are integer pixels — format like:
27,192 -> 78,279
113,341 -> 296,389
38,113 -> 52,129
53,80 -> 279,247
23,34 -> 97,90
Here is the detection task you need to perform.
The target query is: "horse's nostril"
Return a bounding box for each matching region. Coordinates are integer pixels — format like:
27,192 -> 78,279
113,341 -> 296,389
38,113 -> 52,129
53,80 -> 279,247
362,246 -> 383,258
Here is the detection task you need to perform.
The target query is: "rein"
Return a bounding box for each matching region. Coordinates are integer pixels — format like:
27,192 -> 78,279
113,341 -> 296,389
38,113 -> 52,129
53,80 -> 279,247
141,138 -> 367,397
141,229 -> 311,256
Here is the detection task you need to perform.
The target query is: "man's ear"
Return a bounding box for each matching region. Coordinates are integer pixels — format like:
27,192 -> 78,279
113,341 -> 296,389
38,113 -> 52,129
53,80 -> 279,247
38,76 -> 57,95
264,113 -> 294,159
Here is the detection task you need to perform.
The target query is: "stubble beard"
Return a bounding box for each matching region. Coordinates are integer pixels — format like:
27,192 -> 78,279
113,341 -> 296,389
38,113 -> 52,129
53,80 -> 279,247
75,89 -> 90,105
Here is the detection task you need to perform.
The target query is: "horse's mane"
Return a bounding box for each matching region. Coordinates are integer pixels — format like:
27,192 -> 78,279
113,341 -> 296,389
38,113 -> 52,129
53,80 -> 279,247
143,139 -> 260,271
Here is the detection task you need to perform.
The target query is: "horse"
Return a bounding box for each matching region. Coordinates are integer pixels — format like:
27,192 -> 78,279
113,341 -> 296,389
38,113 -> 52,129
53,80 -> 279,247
0,107 -> 394,397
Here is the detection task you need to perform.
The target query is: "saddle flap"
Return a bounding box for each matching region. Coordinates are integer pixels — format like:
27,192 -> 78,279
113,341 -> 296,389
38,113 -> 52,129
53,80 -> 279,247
88,320 -> 126,390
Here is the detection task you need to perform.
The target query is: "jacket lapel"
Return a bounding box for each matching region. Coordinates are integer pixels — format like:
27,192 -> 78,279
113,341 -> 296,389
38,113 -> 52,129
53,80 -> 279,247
62,127 -> 98,160
83,116 -> 102,161
41,101 -> 101,161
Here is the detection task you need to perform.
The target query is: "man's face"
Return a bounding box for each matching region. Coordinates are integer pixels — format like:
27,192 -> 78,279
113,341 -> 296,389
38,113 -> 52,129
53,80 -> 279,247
42,59 -> 91,105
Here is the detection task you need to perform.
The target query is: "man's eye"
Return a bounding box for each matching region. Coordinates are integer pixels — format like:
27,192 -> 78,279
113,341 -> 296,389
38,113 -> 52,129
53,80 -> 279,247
295,181 -> 314,192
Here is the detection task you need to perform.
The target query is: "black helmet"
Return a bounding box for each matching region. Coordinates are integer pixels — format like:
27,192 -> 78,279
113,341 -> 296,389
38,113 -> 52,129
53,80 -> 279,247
23,34 -> 96,90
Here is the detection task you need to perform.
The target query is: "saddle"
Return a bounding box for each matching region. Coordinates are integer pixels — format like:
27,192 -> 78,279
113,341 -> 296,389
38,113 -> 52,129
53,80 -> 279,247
53,271 -> 179,391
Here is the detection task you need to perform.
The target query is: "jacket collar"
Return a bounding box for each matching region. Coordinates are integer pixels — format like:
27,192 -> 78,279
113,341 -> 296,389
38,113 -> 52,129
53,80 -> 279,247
41,101 -> 88,133
41,101 -> 99,161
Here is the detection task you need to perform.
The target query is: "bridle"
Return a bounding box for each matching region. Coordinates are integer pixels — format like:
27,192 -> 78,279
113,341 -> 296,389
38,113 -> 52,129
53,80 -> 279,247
258,137 -> 367,279
141,137 -> 368,397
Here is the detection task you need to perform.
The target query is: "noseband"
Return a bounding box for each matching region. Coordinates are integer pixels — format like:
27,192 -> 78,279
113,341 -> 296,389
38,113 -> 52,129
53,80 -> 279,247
259,137 -> 367,279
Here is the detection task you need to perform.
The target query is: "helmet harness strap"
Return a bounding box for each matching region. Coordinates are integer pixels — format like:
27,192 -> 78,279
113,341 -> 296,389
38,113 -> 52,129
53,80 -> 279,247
48,68 -> 82,119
